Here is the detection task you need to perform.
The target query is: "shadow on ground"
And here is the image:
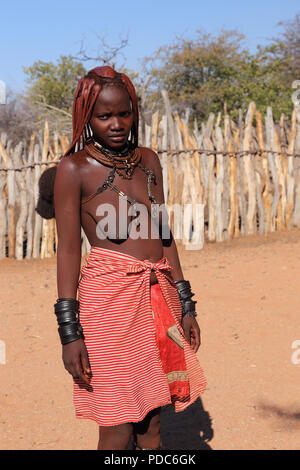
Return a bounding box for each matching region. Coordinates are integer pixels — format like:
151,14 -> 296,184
160,398 -> 213,450
256,401 -> 300,430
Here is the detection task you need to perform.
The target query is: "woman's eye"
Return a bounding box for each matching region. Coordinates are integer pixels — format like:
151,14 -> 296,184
98,115 -> 109,120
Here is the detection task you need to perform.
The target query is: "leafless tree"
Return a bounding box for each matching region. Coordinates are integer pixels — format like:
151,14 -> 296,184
0,87 -> 40,146
71,31 -> 130,69
271,12 -> 300,77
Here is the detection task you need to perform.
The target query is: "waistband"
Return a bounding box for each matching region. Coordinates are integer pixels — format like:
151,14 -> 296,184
80,246 -> 173,283
89,246 -> 165,264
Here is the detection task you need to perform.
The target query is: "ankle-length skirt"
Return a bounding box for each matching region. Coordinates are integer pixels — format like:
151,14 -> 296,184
73,246 -> 206,426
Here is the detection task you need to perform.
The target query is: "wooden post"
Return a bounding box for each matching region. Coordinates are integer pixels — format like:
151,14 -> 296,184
205,132 -> 216,242
174,116 -> 189,244
33,144 -> 42,258
274,122 -> 286,229
15,143 -> 28,260
243,102 -> 257,235
7,146 -> 16,258
0,171 -> 7,259
161,91 -> 180,217
151,111 -> 159,152
253,128 -> 265,234
237,109 -> 247,235
197,114 -> 213,239
256,111 -> 270,233
0,134 -> 9,258
199,114 -> 214,210
0,137 -> 16,258
177,116 -> 204,249
215,125 -> 225,242
160,115 -> 171,207
40,121 -> 50,258
174,115 -> 186,208
188,130 -> 204,247
265,107 -> 280,231
225,116 -> 239,238
25,134 -> 35,258
286,107 -> 297,228
145,123 -> 152,148
161,90 -> 176,150
221,116 -> 230,241
59,135 -> 69,155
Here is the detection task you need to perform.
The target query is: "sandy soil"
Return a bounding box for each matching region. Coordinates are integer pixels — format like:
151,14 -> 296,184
1,229 -> 300,450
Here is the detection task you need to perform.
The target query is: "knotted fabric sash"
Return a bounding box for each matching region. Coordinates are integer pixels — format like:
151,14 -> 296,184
126,256 -> 171,274
76,246 -> 206,425
126,256 -> 190,401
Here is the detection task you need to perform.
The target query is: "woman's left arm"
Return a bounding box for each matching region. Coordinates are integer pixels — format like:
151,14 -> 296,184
147,149 -> 201,352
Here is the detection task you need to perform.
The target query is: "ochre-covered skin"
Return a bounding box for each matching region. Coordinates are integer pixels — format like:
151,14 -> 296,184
54,77 -> 185,298
54,144 -> 183,296
53,66 -> 200,450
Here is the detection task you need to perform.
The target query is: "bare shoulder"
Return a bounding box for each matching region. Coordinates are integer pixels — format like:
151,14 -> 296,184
139,146 -> 162,171
56,150 -> 98,195
54,152 -> 87,206
56,149 -> 89,174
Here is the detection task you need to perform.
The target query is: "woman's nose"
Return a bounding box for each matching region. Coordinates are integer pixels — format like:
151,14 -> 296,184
110,117 -> 123,130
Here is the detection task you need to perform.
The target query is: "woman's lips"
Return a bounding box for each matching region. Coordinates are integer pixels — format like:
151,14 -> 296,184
109,135 -> 126,141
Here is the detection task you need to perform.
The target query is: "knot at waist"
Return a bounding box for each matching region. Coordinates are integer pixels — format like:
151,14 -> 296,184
126,256 -> 173,275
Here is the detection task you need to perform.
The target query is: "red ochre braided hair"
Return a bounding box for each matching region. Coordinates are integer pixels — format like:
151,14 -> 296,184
63,65 -> 139,156
35,66 -> 139,219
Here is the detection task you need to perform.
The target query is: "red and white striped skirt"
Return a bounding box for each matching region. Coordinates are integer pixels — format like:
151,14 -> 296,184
73,246 -> 206,426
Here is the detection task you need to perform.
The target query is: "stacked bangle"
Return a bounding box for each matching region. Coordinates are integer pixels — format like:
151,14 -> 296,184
54,298 -> 84,345
174,280 -> 198,319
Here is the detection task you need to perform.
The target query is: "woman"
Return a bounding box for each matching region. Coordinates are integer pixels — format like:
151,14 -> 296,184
52,66 -> 206,450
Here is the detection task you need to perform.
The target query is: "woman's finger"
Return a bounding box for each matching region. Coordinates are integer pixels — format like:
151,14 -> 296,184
81,350 -> 92,380
192,326 -> 201,352
73,361 -> 89,384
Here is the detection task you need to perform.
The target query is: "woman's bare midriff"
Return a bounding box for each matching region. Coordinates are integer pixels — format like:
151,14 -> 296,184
78,149 -> 166,284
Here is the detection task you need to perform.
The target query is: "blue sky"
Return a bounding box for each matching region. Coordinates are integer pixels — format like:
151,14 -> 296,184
1,0 -> 299,93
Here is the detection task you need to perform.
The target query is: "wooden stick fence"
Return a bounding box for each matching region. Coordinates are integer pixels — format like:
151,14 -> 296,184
1,99 -> 300,260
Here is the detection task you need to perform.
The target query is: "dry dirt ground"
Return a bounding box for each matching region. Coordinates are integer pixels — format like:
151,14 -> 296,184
1,229 -> 300,450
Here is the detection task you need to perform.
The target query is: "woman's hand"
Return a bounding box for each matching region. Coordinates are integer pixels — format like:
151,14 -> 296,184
62,339 -> 92,385
181,316 -> 201,353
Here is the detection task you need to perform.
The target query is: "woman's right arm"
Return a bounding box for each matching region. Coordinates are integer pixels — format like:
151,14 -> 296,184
54,156 -> 91,384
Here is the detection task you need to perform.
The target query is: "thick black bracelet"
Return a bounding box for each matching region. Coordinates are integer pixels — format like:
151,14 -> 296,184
174,280 -> 198,318
54,299 -> 79,313
58,322 -> 84,345
54,298 -> 84,345
54,303 -> 78,325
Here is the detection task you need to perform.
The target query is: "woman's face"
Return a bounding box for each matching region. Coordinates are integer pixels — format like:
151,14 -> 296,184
89,85 -> 133,150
